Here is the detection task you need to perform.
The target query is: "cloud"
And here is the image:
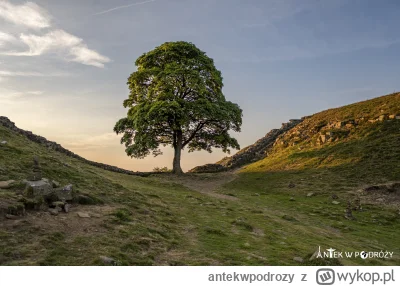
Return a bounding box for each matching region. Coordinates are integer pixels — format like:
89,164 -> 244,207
3,29 -> 111,68
0,31 -> 15,46
0,1 -> 110,68
69,45 -> 111,68
0,87 -> 44,100
0,70 -> 45,76
0,1 -> 51,29
93,0 -> 156,16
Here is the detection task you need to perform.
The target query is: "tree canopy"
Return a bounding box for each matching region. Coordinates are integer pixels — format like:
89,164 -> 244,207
114,41 -> 242,174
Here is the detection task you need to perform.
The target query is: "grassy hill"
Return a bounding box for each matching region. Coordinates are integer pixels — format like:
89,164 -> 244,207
0,92 -> 399,266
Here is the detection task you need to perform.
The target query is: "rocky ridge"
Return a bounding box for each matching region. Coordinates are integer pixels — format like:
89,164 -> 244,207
0,116 -> 152,177
189,119 -> 303,173
190,100 -> 400,173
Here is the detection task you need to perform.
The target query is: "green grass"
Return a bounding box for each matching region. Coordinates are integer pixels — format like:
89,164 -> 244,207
0,92 -> 399,265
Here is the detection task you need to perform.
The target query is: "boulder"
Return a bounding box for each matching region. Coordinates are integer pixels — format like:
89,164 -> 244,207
306,192 -> 315,197
0,180 -> 16,189
55,184 -> 74,201
0,141 -> 7,145
77,212 -> 90,218
293,257 -> 304,263
24,181 -> 74,203
24,180 -> 53,198
49,208 -> 59,216
5,214 -> 17,220
64,203 -> 71,213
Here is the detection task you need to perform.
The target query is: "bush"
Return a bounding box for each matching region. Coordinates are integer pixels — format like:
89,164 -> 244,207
152,166 -> 171,173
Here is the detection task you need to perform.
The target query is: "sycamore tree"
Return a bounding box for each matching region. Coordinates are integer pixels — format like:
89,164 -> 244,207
114,41 -> 242,174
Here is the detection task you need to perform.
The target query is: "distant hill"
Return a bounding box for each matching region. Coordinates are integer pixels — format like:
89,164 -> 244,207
190,92 -> 400,179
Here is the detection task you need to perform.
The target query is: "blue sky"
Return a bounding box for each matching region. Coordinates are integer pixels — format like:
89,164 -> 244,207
0,0 -> 399,171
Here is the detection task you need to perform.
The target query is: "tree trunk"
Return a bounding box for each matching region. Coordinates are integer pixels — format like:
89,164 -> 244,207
172,131 -> 183,174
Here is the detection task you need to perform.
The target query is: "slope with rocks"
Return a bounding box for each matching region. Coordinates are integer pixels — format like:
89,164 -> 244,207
0,116 -> 152,177
190,93 -> 400,173
189,119 -> 303,173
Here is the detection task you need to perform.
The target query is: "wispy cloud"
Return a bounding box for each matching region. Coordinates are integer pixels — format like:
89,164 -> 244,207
0,1 -> 51,29
0,1 -> 110,68
0,87 -> 44,100
93,0 -> 156,16
0,69 -> 58,77
2,30 -> 111,68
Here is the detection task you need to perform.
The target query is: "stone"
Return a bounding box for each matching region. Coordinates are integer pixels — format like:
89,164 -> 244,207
335,121 -> 345,128
49,208 -> 59,216
306,192 -> 315,197
64,203 -> 71,213
293,257 -> 304,263
378,114 -> 388,121
99,256 -> 117,266
331,194 -> 339,199
29,157 -> 42,181
24,180 -> 53,198
319,134 -> 327,144
289,197 -> 295,201
0,141 -> 7,144
389,115 -> 395,119
52,180 -> 61,188
0,180 -> 16,189
77,212 -> 90,218
5,214 -> 17,220
51,201 -> 65,207
54,184 -> 74,201
332,201 -> 340,205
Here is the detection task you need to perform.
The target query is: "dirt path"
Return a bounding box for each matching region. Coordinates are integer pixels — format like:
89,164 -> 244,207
157,171 -> 239,201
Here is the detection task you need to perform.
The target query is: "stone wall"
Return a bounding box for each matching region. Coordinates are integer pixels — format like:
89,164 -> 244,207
0,116 -> 153,177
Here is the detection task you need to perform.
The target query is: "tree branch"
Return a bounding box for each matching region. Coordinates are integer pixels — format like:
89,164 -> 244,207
182,121 -> 207,147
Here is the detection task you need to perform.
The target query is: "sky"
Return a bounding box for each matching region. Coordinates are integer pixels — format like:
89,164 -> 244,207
0,0 -> 399,172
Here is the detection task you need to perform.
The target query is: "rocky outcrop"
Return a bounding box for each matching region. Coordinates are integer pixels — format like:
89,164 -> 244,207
189,119 -> 303,173
189,164 -> 228,173
0,116 -> 152,177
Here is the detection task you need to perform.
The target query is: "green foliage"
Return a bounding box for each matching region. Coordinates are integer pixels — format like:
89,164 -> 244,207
152,166 -> 172,172
114,41 -> 242,172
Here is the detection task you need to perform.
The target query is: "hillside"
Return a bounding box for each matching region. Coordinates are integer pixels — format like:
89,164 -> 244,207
1,92 -> 399,266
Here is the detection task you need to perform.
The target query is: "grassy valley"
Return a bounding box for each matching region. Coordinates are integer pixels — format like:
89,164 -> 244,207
0,93 -> 399,266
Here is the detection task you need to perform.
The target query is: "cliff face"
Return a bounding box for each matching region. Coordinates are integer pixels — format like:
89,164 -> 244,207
189,119 -> 303,173
0,116 -> 150,177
